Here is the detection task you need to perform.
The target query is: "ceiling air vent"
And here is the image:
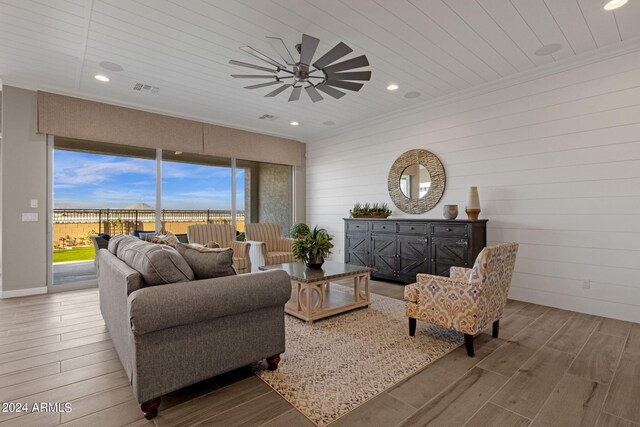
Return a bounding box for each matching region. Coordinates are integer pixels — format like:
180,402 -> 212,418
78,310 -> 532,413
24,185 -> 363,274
258,114 -> 278,121
132,83 -> 160,94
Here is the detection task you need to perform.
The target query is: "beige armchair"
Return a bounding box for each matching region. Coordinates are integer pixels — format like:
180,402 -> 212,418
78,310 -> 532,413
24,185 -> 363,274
405,242 -> 519,357
245,223 -> 295,266
186,224 -> 251,274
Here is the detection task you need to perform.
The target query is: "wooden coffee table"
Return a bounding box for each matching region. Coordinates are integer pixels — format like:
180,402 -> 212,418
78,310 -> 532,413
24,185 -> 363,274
259,261 -> 372,323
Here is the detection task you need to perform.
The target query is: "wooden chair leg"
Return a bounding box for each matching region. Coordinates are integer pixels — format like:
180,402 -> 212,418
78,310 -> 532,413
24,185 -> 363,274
409,317 -> 416,336
464,334 -> 475,357
266,354 -> 281,371
492,320 -> 500,338
141,397 -> 160,420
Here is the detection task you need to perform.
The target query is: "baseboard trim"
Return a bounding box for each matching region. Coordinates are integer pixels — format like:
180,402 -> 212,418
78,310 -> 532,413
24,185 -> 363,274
0,287 -> 48,299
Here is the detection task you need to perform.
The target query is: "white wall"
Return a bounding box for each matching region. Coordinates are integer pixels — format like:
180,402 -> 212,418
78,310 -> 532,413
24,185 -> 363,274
306,44 -> 640,323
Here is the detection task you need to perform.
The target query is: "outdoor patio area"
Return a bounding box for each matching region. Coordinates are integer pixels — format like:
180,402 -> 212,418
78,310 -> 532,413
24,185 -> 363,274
53,260 -> 97,286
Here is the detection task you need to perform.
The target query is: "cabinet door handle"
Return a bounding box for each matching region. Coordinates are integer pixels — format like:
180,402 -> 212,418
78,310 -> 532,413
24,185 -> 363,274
447,228 -> 452,232
382,226 -> 386,229
410,226 -> 415,230
356,225 -> 360,228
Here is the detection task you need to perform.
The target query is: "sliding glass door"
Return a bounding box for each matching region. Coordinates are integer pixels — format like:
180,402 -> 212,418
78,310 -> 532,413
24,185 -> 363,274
51,138 -> 156,288
48,138 -> 294,289
160,151 -> 234,237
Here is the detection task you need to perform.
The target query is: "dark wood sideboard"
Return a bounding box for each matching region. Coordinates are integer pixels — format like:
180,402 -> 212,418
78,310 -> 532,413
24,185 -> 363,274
344,218 -> 488,284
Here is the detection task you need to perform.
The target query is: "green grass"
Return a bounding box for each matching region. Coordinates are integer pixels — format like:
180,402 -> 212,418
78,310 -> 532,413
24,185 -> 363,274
53,246 -> 95,263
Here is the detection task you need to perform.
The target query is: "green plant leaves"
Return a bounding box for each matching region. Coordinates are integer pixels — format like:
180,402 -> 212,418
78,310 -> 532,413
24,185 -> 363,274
292,225 -> 334,264
349,202 -> 392,217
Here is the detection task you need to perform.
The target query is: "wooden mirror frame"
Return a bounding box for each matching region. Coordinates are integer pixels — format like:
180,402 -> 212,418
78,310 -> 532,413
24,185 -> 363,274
388,149 -> 446,214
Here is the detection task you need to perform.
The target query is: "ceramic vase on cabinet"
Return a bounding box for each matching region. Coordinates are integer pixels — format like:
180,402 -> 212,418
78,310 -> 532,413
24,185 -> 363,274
465,187 -> 481,220
443,204 -> 459,219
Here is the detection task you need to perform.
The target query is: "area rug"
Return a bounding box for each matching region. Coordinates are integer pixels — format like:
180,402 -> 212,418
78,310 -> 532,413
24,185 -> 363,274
252,284 -> 463,426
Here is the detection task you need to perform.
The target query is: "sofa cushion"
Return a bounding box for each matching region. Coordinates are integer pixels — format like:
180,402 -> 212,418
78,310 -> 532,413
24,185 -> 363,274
107,234 -> 137,254
175,243 -> 236,280
118,240 -> 194,286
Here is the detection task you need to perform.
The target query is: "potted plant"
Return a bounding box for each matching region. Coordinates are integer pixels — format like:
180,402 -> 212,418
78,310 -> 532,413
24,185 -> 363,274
350,202 -> 392,218
290,222 -> 311,239
292,225 -> 334,268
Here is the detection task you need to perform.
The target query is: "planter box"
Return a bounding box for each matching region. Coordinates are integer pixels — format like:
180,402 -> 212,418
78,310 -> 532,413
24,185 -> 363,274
351,215 -> 389,219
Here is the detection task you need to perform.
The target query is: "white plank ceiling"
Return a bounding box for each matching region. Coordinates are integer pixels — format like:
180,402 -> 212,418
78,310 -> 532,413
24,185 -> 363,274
0,0 -> 639,141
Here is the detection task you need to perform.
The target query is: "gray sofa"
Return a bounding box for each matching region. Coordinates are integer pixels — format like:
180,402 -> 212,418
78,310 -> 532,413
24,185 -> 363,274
97,236 -> 291,420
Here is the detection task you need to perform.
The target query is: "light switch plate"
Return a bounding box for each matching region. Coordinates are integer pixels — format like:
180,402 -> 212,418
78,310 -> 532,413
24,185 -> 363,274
22,213 -> 38,222
30,199 -> 38,208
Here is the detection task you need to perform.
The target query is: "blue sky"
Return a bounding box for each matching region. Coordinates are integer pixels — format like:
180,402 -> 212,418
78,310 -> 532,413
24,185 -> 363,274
53,150 -> 244,210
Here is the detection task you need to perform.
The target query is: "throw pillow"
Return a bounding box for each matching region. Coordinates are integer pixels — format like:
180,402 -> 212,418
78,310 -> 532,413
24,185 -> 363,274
118,240 -> 195,286
175,243 -> 236,280
206,241 -> 220,249
148,236 -> 168,245
164,231 -> 179,246
137,231 -> 156,241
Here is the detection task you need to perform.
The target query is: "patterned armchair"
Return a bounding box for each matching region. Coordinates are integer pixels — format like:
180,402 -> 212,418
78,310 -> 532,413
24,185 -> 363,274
405,242 -> 519,357
245,223 -> 295,267
186,224 -> 251,274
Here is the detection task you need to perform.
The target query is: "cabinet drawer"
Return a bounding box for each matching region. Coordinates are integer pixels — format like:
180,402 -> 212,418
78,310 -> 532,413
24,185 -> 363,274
371,222 -> 396,233
431,223 -> 468,236
346,221 -> 369,232
398,223 -> 427,234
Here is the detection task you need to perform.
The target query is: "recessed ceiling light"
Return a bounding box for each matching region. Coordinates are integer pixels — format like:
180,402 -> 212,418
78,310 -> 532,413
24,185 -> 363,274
534,43 -> 562,56
94,74 -> 110,82
604,0 -> 627,10
99,61 -> 123,72
290,121 -> 299,126
386,84 -> 399,91
404,91 -> 421,99
174,151 -> 183,155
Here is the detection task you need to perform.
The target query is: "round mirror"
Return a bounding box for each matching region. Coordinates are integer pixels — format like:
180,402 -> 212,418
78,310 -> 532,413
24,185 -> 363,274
388,149 -> 445,214
400,164 -> 431,200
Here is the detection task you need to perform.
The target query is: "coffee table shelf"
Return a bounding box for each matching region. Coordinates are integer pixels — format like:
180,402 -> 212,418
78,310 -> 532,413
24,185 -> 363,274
259,261 -> 372,323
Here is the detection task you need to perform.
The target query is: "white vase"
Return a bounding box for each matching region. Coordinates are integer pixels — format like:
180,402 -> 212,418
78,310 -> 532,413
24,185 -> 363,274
465,187 -> 481,220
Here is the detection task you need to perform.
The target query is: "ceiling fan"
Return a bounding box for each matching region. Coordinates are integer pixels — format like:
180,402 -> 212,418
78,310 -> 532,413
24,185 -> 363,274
228,34 -> 371,102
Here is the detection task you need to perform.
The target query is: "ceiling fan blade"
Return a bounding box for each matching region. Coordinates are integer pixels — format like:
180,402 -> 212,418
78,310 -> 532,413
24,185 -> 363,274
326,71 -> 371,81
231,75 -> 277,79
288,86 -> 302,102
305,85 -> 323,103
229,60 -> 277,73
244,81 -> 283,89
312,42 -> 353,69
265,84 -> 291,97
323,55 -> 370,74
325,79 -> 364,91
267,36 -> 296,66
299,34 -> 320,66
240,46 -> 285,68
316,84 -> 346,99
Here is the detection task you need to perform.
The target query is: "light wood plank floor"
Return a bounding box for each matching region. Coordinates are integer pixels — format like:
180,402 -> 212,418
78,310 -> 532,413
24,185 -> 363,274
0,281 -> 638,427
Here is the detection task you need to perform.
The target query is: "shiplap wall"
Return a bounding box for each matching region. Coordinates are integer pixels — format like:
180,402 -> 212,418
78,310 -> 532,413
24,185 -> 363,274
305,46 -> 640,323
